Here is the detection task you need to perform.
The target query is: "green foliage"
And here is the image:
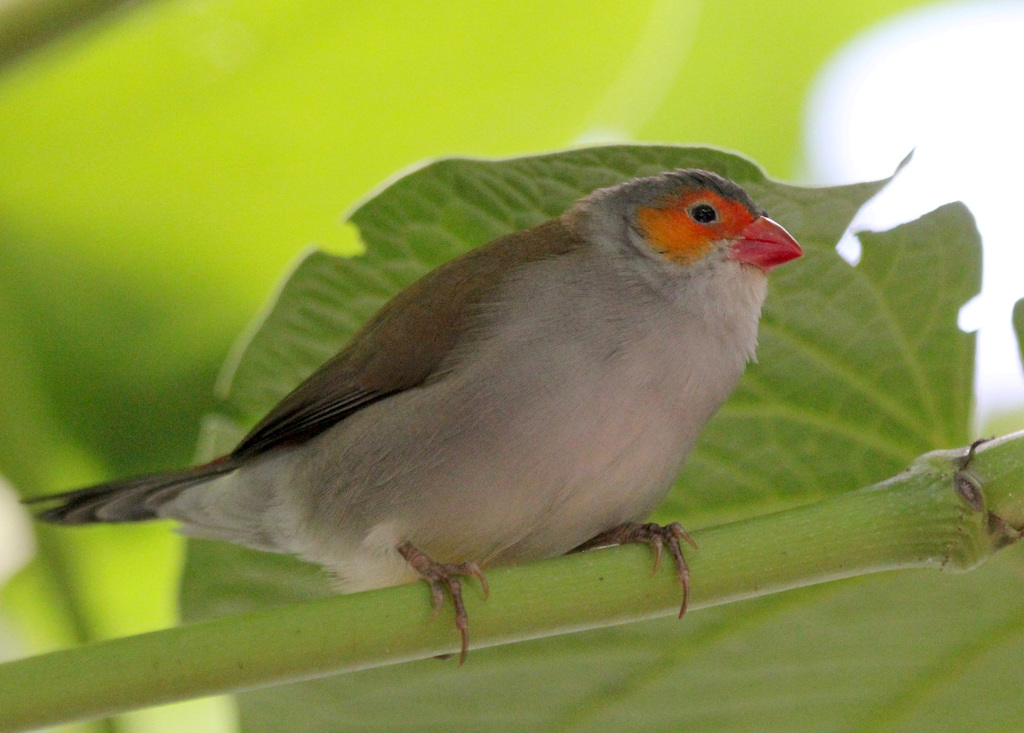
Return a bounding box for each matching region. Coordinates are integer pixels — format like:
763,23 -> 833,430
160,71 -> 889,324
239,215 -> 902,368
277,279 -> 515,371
0,1 -> 1004,731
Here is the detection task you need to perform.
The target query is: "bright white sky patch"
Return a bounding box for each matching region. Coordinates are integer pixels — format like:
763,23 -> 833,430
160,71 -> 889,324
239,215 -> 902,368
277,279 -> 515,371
0,477 -> 34,593
806,0 -> 1024,425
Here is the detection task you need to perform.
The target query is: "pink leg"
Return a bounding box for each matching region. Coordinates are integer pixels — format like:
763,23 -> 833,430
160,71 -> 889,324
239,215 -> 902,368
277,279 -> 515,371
398,541 -> 490,664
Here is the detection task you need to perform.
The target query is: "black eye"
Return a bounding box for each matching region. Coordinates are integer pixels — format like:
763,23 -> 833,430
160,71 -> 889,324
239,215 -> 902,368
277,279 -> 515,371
690,203 -> 718,224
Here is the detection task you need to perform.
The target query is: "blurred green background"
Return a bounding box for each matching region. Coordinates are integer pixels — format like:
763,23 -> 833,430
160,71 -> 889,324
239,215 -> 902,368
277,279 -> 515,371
0,0 -> 991,730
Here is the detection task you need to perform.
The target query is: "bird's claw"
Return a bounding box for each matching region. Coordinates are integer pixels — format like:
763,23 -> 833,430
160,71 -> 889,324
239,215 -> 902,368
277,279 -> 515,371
630,522 -> 694,618
397,541 -> 489,664
577,521 -> 697,618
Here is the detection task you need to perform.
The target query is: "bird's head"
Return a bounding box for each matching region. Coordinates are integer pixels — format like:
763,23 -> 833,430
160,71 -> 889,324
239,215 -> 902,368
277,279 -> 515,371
571,169 -> 803,278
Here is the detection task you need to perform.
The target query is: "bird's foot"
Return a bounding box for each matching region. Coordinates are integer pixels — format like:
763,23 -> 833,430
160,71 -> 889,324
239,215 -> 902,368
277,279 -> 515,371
576,521 -> 697,618
397,541 -> 489,664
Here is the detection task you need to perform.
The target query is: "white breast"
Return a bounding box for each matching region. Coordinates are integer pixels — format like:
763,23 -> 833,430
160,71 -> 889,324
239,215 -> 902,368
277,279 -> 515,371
446,246 -> 767,564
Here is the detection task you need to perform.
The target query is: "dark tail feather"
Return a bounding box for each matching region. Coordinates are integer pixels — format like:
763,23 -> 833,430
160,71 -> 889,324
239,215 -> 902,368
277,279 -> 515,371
24,458 -> 240,525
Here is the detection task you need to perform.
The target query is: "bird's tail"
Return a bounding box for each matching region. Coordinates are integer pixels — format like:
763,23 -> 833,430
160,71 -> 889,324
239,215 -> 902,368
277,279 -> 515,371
24,457 -> 241,525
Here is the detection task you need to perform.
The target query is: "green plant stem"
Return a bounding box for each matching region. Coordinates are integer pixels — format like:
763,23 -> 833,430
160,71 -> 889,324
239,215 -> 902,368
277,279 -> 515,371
2,432 -> 1023,732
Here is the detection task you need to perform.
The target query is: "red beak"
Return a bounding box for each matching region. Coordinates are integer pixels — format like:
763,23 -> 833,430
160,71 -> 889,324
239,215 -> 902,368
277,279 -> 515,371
730,217 -> 803,272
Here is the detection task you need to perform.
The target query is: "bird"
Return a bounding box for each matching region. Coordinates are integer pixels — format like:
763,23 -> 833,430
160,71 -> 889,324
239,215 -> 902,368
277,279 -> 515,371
27,169 -> 802,663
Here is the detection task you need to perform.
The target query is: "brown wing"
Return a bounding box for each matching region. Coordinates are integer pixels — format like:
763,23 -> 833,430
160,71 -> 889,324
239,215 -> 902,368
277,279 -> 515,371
231,217 -> 584,460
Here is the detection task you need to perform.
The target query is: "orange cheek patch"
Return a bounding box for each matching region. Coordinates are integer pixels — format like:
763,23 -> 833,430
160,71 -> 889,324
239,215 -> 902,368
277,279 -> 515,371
637,205 -> 715,264
637,191 -> 756,264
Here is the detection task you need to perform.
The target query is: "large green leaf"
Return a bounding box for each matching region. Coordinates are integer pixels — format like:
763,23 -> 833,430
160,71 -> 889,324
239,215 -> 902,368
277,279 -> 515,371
0,1 -> 962,730
175,146 -> 1015,732
0,0 -> 939,699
